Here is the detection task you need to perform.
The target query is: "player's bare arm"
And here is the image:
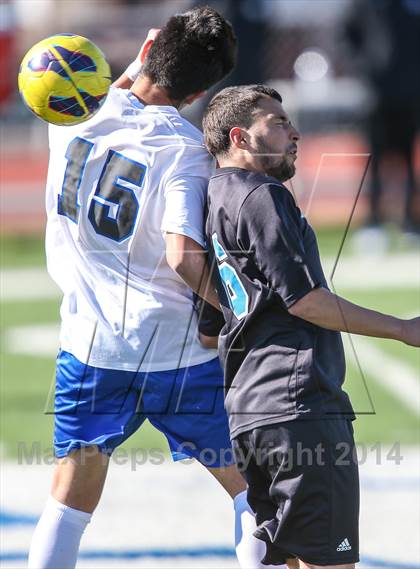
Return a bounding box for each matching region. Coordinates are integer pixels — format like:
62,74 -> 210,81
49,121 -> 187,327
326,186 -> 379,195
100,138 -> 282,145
165,233 -> 221,310
288,287 -> 420,347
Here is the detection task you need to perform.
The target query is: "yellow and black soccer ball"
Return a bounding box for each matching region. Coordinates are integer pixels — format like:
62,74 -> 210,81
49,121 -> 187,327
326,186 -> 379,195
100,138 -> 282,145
18,34 -> 111,126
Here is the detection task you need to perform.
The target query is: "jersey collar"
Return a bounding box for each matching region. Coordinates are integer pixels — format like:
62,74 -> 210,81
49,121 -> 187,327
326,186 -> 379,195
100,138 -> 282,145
127,91 -> 179,115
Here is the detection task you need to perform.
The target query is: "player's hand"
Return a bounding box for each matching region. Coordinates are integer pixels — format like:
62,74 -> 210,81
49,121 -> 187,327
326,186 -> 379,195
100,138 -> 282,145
114,28 -> 161,88
138,28 -> 160,64
199,332 -> 219,350
400,317 -> 420,347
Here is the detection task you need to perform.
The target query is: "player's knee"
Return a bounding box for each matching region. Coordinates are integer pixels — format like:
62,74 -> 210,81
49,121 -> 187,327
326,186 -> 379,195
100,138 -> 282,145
206,464 -> 247,498
51,447 -> 109,513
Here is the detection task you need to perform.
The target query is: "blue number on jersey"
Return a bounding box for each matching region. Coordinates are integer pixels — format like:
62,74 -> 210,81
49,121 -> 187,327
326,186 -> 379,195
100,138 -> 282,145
212,232 -> 249,320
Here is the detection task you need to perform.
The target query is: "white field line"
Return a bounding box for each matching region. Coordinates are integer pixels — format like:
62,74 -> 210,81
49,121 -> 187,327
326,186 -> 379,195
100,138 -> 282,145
0,268 -> 60,301
1,253 -> 419,302
322,252 -> 420,290
2,255 -> 419,415
4,323 -> 60,357
1,450 -> 419,567
3,323 -> 419,421
343,334 -> 420,417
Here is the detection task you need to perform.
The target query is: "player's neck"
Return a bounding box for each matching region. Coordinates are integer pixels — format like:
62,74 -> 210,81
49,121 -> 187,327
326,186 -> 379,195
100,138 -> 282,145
217,155 -> 261,173
131,76 -> 180,108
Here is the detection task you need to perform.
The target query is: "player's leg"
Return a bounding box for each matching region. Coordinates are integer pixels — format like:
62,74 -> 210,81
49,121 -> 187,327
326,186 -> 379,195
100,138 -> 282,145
367,104 -> 384,226
28,447 -> 109,569
29,350 -> 145,569
230,434 -> 295,569
205,463 -> 246,497
241,420 -> 359,568
51,446 -> 109,511
206,464 -> 284,569
145,357 -> 284,568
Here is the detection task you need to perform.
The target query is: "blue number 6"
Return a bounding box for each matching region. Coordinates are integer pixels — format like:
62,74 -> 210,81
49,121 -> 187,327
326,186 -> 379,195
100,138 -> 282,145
212,233 -> 249,320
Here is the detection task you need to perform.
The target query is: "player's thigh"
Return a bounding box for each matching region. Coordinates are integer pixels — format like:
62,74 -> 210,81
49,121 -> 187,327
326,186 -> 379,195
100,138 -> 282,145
245,420 -> 359,567
231,431 -> 277,522
52,351 -> 145,512
147,357 -> 235,469
54,350 -> 145,459
52,446 -> 110,513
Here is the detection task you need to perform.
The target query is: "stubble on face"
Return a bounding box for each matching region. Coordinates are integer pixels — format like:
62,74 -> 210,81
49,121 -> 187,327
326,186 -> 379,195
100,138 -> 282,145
254,135 -> 296,182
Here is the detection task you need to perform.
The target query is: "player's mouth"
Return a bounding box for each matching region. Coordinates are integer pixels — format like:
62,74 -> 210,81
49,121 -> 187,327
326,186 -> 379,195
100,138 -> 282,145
288,146 -> 298,159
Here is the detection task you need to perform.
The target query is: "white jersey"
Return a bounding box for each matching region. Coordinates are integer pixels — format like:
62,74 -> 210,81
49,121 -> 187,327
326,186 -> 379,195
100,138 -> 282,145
46,87 -> 217,372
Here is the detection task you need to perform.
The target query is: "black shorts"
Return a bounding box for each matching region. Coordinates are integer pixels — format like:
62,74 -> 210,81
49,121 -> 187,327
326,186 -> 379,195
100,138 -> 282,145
232,419 -> 360,566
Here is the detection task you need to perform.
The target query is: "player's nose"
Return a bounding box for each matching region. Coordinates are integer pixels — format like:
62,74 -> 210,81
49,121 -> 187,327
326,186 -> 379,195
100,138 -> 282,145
290,125 -> 300,141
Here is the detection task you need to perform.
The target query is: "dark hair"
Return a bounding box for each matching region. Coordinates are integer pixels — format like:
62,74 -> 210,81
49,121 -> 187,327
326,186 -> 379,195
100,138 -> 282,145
203,84 -> 282,157
141,6 -> 236,102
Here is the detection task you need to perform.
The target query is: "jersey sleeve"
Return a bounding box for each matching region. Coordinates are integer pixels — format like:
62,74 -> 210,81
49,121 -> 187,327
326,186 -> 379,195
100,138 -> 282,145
161,146 -> 213,248
237,184 -> 320,308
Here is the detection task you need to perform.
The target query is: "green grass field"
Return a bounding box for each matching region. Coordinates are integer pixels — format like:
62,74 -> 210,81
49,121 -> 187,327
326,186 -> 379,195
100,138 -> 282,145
1,231 -> 419,458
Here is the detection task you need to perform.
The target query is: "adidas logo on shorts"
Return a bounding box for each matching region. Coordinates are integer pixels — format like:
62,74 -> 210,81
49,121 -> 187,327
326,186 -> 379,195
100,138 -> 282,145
337,538 -> 352,552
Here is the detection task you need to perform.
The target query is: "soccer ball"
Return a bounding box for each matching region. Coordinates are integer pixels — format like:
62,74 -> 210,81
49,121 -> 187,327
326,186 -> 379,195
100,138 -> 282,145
18,34 -> 111,126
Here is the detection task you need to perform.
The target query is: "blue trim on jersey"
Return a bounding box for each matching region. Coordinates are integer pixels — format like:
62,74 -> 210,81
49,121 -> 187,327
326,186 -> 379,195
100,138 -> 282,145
211,232 -> 249,320
54,351 -> 234,467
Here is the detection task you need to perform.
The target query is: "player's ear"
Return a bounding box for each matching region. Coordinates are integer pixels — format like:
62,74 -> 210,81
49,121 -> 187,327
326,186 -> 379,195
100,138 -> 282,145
184,91 -> 206,105
139,28 -> 161,63
229,127 -> 248,150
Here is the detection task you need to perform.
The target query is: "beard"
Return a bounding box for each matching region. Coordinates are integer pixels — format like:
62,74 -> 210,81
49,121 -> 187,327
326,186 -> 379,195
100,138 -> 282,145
254,136 -> 296,182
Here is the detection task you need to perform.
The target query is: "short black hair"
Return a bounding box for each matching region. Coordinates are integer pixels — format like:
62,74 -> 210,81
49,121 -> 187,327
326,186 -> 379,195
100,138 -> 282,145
141,6 -> 236,102
203,84 -> 282,157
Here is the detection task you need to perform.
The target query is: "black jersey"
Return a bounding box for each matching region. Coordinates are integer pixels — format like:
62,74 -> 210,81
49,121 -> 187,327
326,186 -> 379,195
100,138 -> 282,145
205,167 -> 354,439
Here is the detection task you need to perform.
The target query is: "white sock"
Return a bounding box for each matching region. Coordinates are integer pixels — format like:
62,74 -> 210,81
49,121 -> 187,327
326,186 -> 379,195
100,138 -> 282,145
234,490 -> 283,569
28,496 -> 91,569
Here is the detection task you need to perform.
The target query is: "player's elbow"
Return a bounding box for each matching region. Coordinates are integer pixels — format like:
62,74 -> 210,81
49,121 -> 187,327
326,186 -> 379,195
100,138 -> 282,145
288,298 -> 308,319
288,287 -> 323,320
199,333 -> 219,349
166,249 -> 189,276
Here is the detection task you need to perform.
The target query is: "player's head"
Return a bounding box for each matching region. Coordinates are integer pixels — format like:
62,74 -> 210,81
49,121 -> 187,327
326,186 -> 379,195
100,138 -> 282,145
140,6 -> 236,105
203,84 -> 300,182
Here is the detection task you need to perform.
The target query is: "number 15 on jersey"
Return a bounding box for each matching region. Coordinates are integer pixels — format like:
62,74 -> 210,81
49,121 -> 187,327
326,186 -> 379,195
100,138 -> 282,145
58,136 -> 146,242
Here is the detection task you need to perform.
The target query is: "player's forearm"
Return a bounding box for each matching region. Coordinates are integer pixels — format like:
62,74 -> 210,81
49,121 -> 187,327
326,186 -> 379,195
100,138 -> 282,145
289,287 -> 404,340
175,255 -> 221,310
165,234 -> 221,310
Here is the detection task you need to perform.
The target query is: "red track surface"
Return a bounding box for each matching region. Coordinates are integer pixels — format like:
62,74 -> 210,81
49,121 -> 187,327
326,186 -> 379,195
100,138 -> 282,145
1,133 -> 419,234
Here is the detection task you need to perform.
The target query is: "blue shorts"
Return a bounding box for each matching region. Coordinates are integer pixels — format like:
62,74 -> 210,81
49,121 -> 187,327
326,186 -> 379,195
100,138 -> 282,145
54,350 -> 234,468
